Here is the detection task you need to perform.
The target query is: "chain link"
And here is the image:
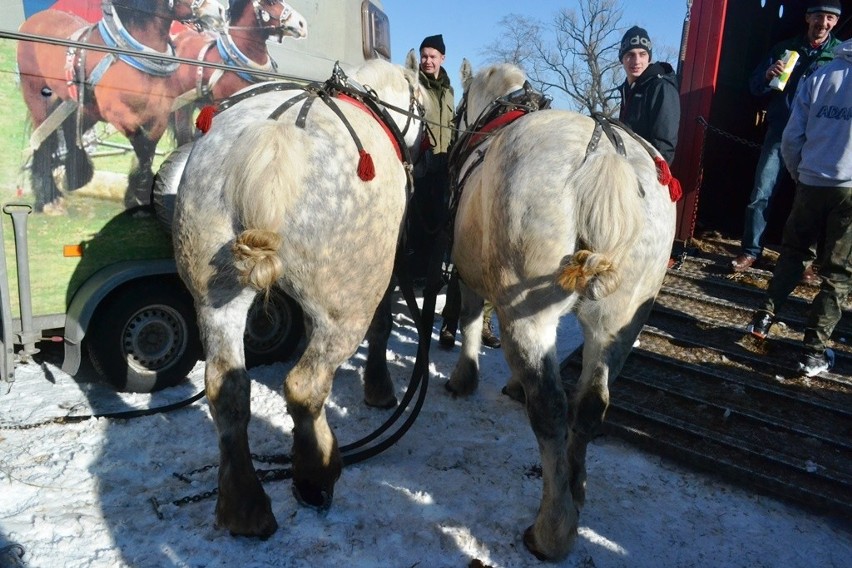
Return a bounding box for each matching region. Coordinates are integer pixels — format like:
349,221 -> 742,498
156,453 -> 294,514
697,116 -> 762,150
0,415 -> 88,430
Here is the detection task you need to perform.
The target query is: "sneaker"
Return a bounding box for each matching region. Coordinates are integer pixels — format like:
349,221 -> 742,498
797,349 -> 834,377
747,309 -> 774,339
438,323 -> 456,349
731,254 -> 757,272
801,265 -> 820,286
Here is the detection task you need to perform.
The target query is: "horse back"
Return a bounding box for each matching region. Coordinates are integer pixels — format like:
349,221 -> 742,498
454,109 -> 672,300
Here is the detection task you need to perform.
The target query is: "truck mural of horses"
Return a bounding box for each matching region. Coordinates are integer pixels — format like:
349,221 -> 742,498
16,0 -> 225,213
170,0 -> 307,144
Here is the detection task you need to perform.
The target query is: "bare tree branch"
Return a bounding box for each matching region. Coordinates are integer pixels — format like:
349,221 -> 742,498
483,0 -> 626,116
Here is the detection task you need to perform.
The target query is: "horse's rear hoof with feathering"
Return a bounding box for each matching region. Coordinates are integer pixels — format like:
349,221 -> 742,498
171,53 -> 427,536
447,61 -> 677,560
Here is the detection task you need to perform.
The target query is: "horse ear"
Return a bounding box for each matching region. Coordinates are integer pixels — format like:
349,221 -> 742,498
460,58 -> 473,89
405,49 -> 418,73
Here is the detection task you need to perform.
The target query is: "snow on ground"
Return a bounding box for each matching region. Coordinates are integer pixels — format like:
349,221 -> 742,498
0,293 -> 850,568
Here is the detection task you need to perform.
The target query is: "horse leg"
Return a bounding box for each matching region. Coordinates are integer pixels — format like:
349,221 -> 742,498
30,133 -> 61,214
499,314 -> 578,561
199,292 -> 278,537
125,134 -> 157,208
445,280 -> 484,396
285,320 -> 366,510
170,105 -> 195,147
569,296 -> 656,511
61,113 -> 93,192
363,284 -> 397,409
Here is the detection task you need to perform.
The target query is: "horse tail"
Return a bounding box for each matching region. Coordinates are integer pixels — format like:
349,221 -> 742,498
557,151 -> 644,300
222,119 -> 304,293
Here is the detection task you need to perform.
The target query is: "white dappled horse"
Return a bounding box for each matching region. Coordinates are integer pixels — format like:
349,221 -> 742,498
446,62 -> 677,560
172,54 -> 427,537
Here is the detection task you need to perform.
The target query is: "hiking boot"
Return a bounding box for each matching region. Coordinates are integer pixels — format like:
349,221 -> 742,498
798,349 -> 834,377
747,309 -> 774,339
481,317 -> 501,349
439,322 -> 456,349
731,254 -> 757,272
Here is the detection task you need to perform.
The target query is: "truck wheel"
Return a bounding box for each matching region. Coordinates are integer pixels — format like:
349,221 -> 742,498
87,280 -> 202,393
245,288 -> 304,368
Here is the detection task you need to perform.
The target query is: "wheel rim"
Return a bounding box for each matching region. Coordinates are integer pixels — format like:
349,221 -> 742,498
122,304 -> 188,372
245,294 -> 293,354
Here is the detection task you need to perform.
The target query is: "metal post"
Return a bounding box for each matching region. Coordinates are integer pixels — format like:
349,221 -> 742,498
0,210 -> 16,390
3,204 -> 40,362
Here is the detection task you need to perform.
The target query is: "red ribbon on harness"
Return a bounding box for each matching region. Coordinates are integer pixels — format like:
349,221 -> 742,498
196,104 -> 218,134
654,156 -> 682,202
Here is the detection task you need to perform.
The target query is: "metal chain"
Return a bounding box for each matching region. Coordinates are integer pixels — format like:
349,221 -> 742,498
0,415 -> 87,430
157,453 -> 294,514
697,116 -> 762,150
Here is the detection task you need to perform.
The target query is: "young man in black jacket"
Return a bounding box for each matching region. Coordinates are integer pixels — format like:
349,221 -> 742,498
617,26 -> 680,166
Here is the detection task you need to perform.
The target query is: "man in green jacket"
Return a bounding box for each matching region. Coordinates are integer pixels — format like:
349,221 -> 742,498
409,33 -> 454,278
411,34 -> 501,348
731,0 -> 842,276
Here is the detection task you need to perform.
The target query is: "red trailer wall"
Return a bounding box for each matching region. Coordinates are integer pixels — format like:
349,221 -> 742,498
673,0 -> 852,244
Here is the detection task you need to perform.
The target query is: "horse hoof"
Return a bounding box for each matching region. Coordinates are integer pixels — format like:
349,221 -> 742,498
41,198 -> 67,216
292,481 -> 334,512
215,490 -> 278,538
364,394 -> 398,409
522,523 -> 576,561
522,525 -> 550,561
501,383 -> 525,403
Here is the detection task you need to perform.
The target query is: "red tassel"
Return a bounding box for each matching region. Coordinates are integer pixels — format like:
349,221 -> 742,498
195,105 -> 217,134
357,149 -> 375,181
668,177 -> 683,202
654,156 -> 672,185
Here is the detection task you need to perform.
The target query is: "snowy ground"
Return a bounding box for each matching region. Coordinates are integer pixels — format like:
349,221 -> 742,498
0,293 -> 850,568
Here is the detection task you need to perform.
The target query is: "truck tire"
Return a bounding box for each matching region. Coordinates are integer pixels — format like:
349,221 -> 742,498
245,288 -> 304,368
86,280 -> 202,393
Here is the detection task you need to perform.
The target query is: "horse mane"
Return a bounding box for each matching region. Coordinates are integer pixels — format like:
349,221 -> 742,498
229,0 -> 251,19
112,0 -> 166,27
478,64 -> 526,95
352,59 -> 413,95
467,63 -> 527,119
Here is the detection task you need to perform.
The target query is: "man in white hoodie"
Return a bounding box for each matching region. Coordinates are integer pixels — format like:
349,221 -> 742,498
748,38 -> 852,377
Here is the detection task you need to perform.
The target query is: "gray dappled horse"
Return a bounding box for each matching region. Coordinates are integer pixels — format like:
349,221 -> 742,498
446,62 -> 677,560
172,55 -> 427,537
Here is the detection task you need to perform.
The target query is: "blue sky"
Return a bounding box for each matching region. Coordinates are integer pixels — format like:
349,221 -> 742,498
383,0 -> 689,101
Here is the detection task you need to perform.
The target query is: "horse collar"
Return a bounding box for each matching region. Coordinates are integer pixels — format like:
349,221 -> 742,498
215,34 -> 278,83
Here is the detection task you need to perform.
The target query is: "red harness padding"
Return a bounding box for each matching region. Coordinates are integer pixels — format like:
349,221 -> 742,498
336,93 -> 403,161
468,109 -> 527,148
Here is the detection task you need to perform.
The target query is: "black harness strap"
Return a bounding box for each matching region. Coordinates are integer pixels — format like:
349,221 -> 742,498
587,113 -> 626,157
293,93 -> 315,128
214,81 -> 306,114
267,91 -> 308,122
